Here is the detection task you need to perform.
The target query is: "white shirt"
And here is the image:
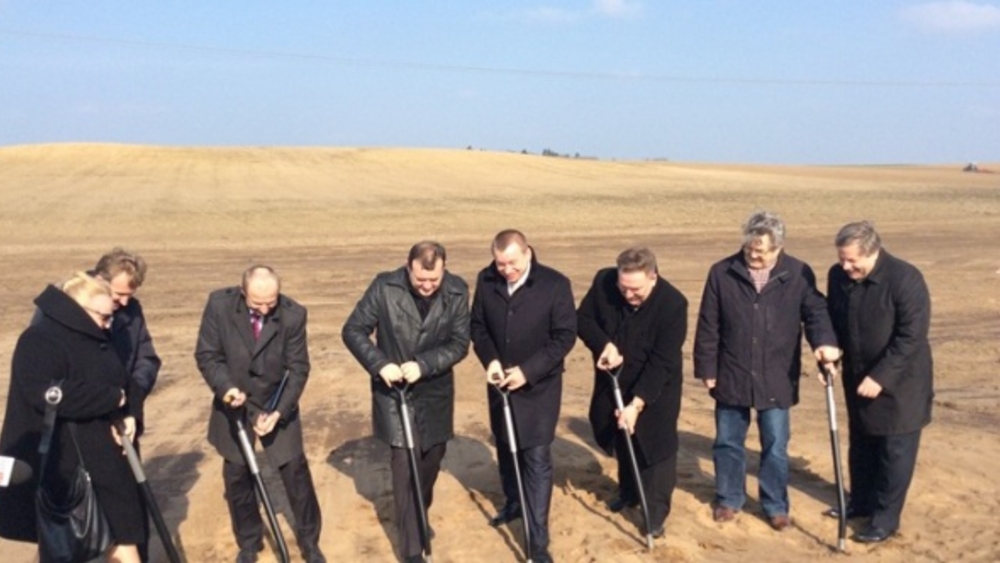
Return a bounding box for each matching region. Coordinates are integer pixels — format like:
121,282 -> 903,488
507,262 -> 532,296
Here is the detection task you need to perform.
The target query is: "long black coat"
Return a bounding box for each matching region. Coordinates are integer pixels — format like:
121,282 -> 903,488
195,287 -> 311,467
694,251 -> 837,410
577,269 -> 688,465
827,250 -> 934,435
470,257 -> 577,449
0,286 -> 143,543
342,267 -> 471,450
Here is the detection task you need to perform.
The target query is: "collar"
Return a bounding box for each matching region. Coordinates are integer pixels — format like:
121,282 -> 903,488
508,261 -> 532,295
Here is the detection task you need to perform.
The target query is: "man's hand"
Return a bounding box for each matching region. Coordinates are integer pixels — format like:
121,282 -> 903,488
501,366 -> 528,391
597,342 -> 624,370
401,361 -> 422,384
857,376 -> 883,399
616,398 -> 644,435
486,360 -> 505,386
223,387 -> 247,408
817,359 -> 840,385
253,411 -> 281,436
379,363 -> 404,386
815,345 -> 841,364
111,416 -> 136,447
702,378 -> 717,390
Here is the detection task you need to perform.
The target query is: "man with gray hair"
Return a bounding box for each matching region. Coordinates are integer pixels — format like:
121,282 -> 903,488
694,210 -> 839,530
825,221 -> 933,544
196,265 -> 324,563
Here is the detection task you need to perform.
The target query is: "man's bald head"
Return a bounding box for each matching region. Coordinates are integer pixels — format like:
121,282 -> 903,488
242,265 -> 280,316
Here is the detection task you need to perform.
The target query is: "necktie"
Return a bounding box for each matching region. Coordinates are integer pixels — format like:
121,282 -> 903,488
251,312 -> 263,340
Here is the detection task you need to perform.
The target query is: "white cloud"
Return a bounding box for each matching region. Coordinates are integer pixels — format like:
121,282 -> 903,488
507,0 -> 641,25
901,1 -> 1000,34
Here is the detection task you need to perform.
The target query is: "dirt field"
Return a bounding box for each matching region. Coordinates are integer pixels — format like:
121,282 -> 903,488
1,144 -> 998,562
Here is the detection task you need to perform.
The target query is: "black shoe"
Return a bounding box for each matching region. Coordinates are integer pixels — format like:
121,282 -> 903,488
489,501 -> 522,527
403,555 -> 425,563
606,496 -> 639,513
650,525 -> 666,539
531,547 -> 554,563
235,548 -> 258,563
303,547 -> 327,563
824,505 -> 872,520
854,525 -> 895,543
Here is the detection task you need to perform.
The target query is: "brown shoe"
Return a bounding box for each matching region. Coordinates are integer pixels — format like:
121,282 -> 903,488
712,506 -> 736,523
769,514 -> 791,531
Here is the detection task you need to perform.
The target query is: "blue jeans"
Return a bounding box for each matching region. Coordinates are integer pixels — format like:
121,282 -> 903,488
713,403 -> 790,517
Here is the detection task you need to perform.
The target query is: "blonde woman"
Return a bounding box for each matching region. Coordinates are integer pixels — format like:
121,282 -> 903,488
0,272 -> 145,563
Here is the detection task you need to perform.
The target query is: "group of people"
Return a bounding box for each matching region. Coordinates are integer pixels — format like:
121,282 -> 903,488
0,250 -> 160,563
0,211 -> 934,563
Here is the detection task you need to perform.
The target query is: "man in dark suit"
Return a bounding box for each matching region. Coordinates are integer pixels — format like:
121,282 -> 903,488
343,241 -> 471,563
826,221 -> 934,544
470,229 -> 577,563
93,249 -> 162,435
195,265 -> 324,563
576,247 -> 687,538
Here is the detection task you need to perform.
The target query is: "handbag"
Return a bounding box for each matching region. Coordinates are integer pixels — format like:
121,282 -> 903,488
35,383 -> 112,563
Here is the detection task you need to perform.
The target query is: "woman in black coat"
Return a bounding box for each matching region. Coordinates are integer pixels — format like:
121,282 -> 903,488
0,272 -> 145,562
577,248 -> 688,535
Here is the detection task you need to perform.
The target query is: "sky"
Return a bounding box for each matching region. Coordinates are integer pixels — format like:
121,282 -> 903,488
0,1 -> 998,164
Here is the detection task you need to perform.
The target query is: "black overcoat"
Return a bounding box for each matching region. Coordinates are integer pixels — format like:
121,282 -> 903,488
342,267 -> 471,450
577,268 -> 688,465
827,250 -> 934,435
470,257 -> 577,449
194,287 -> 310,467
693,251 -> 837,410
109,298 -> 161,436
0,286 -> 143,543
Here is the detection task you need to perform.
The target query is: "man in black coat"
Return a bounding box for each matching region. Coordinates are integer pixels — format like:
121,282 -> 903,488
826,221 -> 934,544
470,229 -> 576,563
694,210 -> 839,530
94,249 -> 162,424
343,241 -> 471,563
195,266 -> 324,563
577,247 -> 688,538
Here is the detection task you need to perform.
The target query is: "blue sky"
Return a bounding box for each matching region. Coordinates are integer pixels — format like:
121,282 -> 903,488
1,1 -> 997,164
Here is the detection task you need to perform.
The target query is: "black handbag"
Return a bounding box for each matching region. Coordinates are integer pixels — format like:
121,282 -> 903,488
35,383 -> 112,563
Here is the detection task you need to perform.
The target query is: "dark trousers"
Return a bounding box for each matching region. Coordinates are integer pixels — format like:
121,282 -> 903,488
614,432 -> 677,531
847,427 -> 921,532
223,453 -> 323,554
390,434 -> 447,559
497,444 -> 553,552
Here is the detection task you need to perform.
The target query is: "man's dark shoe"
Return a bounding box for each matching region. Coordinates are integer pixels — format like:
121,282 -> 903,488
235,548 -> 259,563
489,501 -> 522,527
855,525 -> 895,543
650,524 -> 666,539
606,496 -> 638,513
768,514 -> 791,531
824,505 -> 872,520
303,546 -> 327,563
531,547 -> 554,563
403,555 -> 425,563
712,505 -> 737,523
